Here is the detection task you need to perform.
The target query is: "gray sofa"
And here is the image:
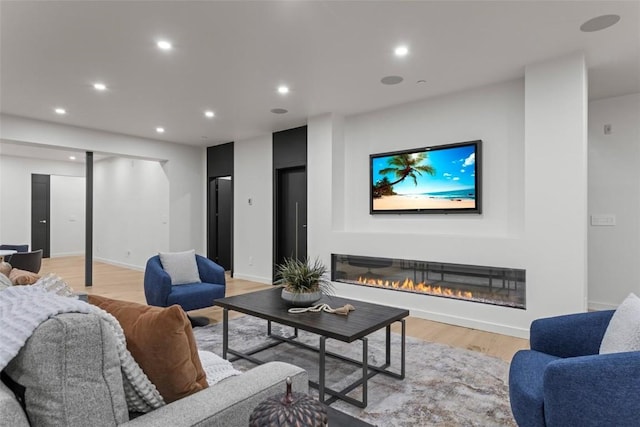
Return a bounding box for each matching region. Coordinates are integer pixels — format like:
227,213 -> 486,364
0,313 -> 308,427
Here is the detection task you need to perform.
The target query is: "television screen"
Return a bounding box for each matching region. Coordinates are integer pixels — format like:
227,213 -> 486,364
370,140 -> 482,214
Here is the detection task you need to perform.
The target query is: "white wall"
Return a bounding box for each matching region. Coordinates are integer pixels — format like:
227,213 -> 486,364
0,115 -> 206,260
50,175 -> 85,256
0,154 -> 84,247
233,135 -> 273,283
94,157 -> 169,269
304,54 -> 588,338
523,53 -> 589,316
588,93 -> 640,309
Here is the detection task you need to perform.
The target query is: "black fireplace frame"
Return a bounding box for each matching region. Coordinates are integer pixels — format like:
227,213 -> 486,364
331,254 -> 526,309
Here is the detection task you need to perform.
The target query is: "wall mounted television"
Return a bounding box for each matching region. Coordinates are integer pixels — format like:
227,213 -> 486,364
370,140 -> 482,214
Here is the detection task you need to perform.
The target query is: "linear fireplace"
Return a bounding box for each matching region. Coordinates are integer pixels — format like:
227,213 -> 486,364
331,254 -> 525,309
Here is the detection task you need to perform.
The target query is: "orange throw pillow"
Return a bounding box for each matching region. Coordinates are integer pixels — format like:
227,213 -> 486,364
9,268 -> 40,285
88,295 -> 208,403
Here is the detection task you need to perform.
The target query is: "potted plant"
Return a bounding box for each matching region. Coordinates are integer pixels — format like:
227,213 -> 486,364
276,257 -> 333,306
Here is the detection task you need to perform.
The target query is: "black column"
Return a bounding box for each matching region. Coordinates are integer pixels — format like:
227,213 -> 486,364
85,151 -> 93,286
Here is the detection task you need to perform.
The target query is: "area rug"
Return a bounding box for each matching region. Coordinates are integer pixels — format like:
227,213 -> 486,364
193,316 -> 516,427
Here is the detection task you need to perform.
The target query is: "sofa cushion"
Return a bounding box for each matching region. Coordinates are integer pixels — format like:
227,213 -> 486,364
88,295 -> 208,403
158,249 -> 201,285
8,268 -> 40,286
600,293 -> 640,354
3,313 -> 128,427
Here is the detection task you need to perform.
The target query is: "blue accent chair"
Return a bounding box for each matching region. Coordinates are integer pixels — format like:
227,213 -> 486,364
143,254 -> 226,312
509,310 -> 640,427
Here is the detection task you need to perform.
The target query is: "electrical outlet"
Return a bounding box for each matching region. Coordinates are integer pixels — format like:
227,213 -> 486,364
249,256 -> 253,266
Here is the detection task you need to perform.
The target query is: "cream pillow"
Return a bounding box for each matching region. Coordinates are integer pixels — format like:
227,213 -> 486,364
158,250 -> 201,285
32,273 -> 76,297
599,293 -> 640,354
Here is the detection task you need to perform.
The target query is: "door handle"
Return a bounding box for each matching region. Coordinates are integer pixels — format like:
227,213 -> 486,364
39,220 -> 47,224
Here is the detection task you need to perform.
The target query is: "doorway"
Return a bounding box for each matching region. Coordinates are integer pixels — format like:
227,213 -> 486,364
275,166 -> 307,268
31,174 -> 50,258
209,176 -> 233,271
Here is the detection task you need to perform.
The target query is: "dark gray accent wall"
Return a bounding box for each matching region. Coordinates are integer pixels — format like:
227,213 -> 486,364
273,126 -> 307,169
207,142 -> 234,273
207,142 -> 234,178
273,126 -> 308,278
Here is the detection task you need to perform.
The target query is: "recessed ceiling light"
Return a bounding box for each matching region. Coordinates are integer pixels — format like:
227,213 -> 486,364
394,45 -> 409,57
381,76 -> 404,85
54,107 -> 66,115
204,110 -> 215,118
157,40 -> 173,50
93,82 -> 107,91
69,156 -> 76,160
271,108 -> 288,114
156,127 -> 165,133
277,85 -> 289,95
580,14 -> 620,32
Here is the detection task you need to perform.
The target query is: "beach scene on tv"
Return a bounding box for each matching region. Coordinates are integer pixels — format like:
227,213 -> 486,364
371,144 -> 477,212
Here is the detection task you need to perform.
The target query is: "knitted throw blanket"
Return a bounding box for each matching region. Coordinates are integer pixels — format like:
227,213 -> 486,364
0,286 -> 165,413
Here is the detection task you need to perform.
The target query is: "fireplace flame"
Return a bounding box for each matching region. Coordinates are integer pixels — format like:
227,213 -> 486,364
357,276 -> 473,299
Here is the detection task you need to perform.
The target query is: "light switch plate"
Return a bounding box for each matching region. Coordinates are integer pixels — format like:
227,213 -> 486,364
591,214 -> 616,226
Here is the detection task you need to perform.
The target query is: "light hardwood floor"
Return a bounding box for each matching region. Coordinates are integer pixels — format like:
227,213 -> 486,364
40,256 -> 529,362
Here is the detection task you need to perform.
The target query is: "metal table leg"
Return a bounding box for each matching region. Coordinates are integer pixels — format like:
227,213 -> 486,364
400,318 -> 406,379
362,337 -> 368,407
319,336 -> 326,403
222,308 -> 229,359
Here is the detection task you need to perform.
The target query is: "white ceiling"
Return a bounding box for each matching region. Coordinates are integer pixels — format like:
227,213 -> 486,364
0,140 -> 110,163
1,1 -> 638,148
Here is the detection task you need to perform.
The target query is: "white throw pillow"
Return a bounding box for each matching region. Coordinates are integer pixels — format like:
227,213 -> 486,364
599,293 -> 640,354
158,250 -> 201,285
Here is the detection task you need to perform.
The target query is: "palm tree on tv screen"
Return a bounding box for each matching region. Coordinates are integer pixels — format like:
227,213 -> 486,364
375,152 -> 436,196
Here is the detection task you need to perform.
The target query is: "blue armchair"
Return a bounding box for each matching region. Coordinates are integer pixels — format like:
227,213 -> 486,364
144,254 -> 226,312
509,310 -> 640,427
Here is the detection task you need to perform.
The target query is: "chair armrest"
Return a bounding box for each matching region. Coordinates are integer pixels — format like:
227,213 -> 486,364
0,380 -> 29,427
144,256 -> 172,307
543,351 -> 640,426
195,255 -> 225,286
530,310 -> 614,357
122,362 -> 307,427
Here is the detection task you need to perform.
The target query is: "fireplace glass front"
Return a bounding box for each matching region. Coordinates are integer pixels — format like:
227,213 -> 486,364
331,254 -> 525,309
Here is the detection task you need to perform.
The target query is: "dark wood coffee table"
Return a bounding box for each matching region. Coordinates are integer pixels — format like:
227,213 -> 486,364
214,287 -> 409,408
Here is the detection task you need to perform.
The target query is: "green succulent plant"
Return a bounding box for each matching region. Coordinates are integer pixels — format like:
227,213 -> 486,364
276,257 -> 333,294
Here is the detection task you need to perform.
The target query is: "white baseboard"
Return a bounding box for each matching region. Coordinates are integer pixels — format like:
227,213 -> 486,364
94,257 -> 145,272
232,273 -> 273,285
49,252 -> 84,258
407,307 -> 530,339
332,289 -> 530,339
588,300 -> 618,311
